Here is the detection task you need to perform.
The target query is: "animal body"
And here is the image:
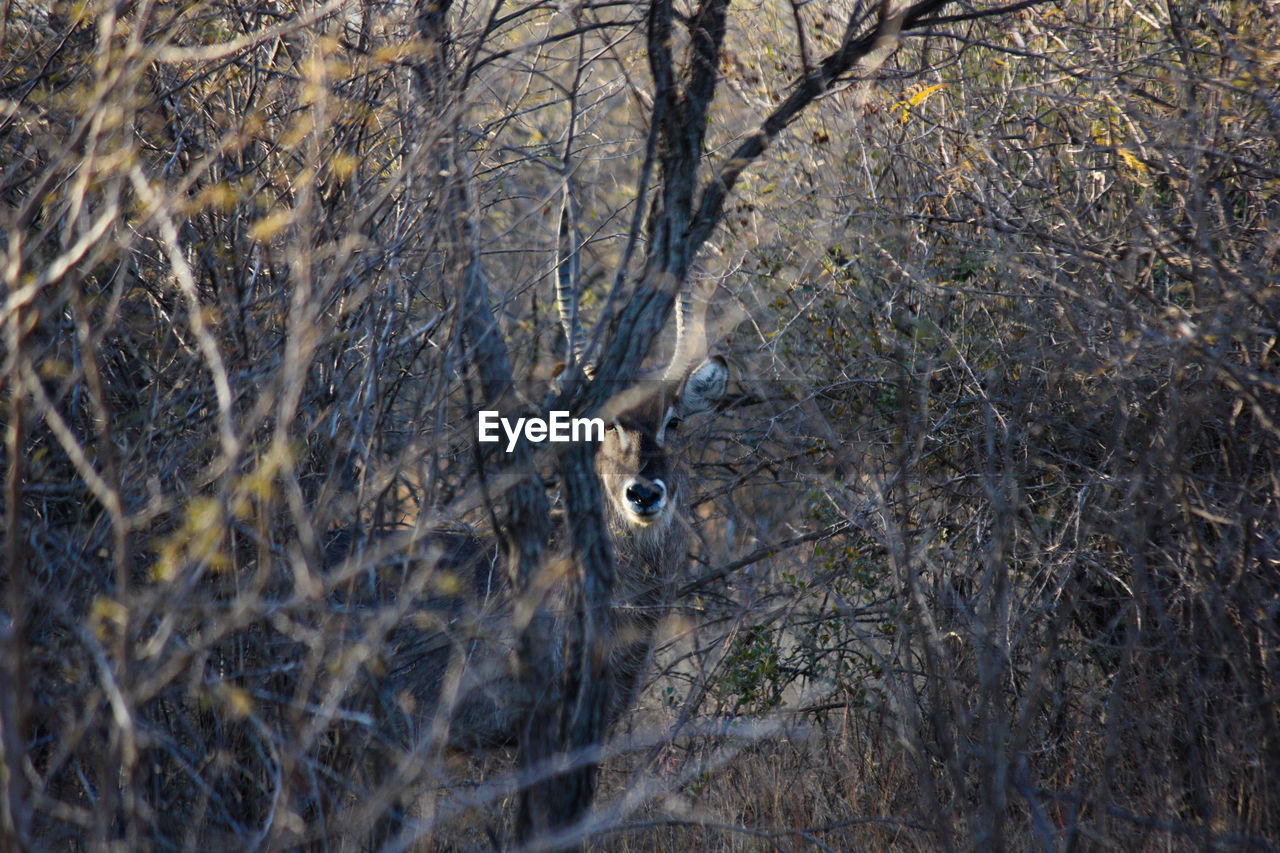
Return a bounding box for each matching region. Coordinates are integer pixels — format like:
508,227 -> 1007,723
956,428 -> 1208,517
383,198 -> 728,749
382,356 -> 726,749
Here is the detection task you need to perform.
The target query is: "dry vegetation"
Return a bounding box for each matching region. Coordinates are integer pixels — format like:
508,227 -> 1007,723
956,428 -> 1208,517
2,0 -> 1278,850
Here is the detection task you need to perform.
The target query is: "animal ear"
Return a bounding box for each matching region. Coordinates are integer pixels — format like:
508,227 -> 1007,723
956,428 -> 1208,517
675,356 -> 728,418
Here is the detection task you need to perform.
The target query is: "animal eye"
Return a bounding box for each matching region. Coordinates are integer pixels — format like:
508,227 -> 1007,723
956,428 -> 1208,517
665,415 -> 682,431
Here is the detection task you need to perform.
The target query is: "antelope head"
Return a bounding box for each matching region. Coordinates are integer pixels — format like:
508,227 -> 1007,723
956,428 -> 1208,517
553,193 -> 727,536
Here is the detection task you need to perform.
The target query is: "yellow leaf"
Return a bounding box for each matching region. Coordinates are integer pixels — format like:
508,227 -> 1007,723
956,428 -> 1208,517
328,152 -> 358,181
249,209 -> 291,241
90,597 -> 128,639
894,83 -> 945,123
193,183 -> 237,212
909,83 -> 945,107
434,572 -> 461,596
150,540 -> 180,582
1117,147 -> 1147,174
222,685 -> 254,719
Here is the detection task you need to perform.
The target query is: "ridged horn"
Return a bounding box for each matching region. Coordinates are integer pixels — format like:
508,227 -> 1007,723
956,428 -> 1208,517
555,188 -> 590,376
664,286 -> 705,382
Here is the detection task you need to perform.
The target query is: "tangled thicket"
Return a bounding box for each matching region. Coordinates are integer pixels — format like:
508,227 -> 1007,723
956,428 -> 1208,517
2,0 -> 1278,849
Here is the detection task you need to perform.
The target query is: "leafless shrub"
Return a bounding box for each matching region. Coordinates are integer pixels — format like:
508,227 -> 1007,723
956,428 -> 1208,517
3,0 -> 1277,851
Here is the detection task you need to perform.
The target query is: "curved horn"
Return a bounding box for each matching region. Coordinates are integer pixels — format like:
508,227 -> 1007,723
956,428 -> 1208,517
555,189 -> 590,375
664,285 -> 706,382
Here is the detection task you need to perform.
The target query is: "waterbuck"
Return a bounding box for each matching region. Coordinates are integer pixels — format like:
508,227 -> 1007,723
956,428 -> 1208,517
383,207 -> 728,751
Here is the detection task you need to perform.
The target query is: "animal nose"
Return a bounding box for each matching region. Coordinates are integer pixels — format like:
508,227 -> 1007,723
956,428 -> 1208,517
625,479 -> 665,514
